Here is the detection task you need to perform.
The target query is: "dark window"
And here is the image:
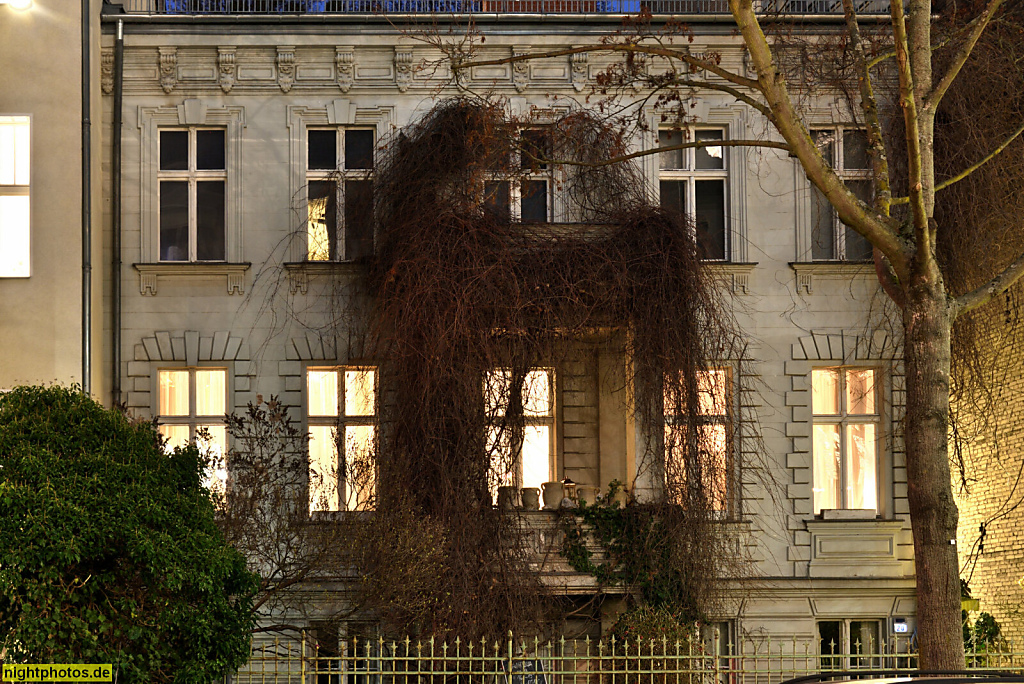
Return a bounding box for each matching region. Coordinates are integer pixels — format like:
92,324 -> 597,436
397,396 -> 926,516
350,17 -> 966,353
345,130 -> 375,170
521,180 -> 548,223
309,130 -> 338,170
158,128 -> 227,262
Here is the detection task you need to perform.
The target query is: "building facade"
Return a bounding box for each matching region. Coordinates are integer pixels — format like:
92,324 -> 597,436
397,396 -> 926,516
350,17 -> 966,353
97,0 -> 919,657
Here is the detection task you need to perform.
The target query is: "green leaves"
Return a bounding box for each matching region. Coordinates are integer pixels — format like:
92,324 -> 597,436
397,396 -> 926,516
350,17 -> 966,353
0,386 -> 258,684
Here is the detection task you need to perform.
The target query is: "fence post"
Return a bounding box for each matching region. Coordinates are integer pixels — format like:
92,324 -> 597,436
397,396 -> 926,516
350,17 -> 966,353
301,629 -> 307,684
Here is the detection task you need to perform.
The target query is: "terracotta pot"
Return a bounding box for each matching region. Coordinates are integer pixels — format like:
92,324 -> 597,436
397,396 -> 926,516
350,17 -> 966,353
541,481 -> 563,509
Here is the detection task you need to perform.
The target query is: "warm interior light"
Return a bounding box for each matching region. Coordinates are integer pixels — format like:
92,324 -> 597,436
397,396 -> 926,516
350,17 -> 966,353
3,0 -> 33,10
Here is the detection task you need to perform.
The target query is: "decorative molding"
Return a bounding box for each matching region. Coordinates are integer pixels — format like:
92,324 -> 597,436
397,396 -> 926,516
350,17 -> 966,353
704,261 -> 756,295
336,46 -> 355,93
277,46 -> 296,93
101,48 -> 114,94
218,47 -> 237,93
133,262 -> 251,296
790,261 -> 874,295
394,47 -> 413,93
512,45 -> 530,93
570,50 -> 587,92
158,47 -> 178,94
283,261 -> 366,295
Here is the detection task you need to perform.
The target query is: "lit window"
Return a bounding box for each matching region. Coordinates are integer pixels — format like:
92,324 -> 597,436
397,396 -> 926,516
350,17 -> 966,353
307,366 -> 377,513
158,128 -> 226,262
664,369 -> 731,512
485,368 -> 554,502
810,128 -> 873,261
157,367 -> 228,493
812,367 -> 879,513
0,116 -> 30,277
659,128 -> 728,260
306,128 -> 375,261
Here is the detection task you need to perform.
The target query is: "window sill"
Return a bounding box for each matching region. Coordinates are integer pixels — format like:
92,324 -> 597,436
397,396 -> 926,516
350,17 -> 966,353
133,262 -> 251,296
804,517 -> 907,578
284,260 -> 367,294
704,261 -> 756,295
789,261 -> 874,295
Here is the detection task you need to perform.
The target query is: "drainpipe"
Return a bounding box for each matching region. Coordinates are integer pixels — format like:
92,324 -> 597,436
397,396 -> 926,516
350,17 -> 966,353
81,0 -> 92,396
112,19 -> 123,406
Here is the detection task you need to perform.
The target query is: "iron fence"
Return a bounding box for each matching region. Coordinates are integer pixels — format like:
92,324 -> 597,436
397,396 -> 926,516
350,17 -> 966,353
117,0 -> 891,15
231,633 -> 1024,684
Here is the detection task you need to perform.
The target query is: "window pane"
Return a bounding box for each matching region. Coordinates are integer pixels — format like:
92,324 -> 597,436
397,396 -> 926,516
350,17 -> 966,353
660,180 -> 685,219
345,369 -> 375,417
695,179 -> 726,260
160,424 -> 191,452
159,181 -> 189,261
843,180 -> 874,260
196,129 -> 225,170
812,369 -> 840,414
484,369 -> 512,417
344,180 -> 374,259
520,129 -> 550,170
308,369 -> 339,417
197,424 -> 228,495
484,180 -> 510,222
812,423 -> 841,513
846,423 -> 877,510
659,130 -> 684,170
695,130 -> 724,170
812,129 -> 835,167
309,425 -> 339,513
487,424 -> 514,502
523,369 -> 551,417
160,130 -> 189,171
700,423 -> 729,511
196,181 -> 225,261
811,185 -> 836,260
851,621 -> 880,665
308,130 -> 337,170
521,425 -> 550,491
698,369 -> 727,416
344,425 -> 375,511
308,180 -> 337,261
843,130 -> 870,169
521,180 -> 548,223
344,129 -> 374,170
195,369 -> 226,416
0,116 -> 30,185
159,369 -> 190,416
846,369 -> 876,415
818,621 -> 842,668
0,195 -> 30,277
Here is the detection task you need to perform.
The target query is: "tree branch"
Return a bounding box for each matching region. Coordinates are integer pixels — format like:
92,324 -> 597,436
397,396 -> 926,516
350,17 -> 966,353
925,0 -> 1005,112
531,138 -> 792,168
954,250 -> 1024,317
890,120 -> 1024,204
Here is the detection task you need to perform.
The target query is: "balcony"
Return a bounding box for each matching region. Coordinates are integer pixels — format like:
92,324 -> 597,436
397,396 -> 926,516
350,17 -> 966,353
116,0 -> 890,16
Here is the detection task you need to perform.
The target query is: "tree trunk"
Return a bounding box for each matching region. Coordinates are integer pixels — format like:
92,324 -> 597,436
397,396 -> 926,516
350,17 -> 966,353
901,266 -> 965,669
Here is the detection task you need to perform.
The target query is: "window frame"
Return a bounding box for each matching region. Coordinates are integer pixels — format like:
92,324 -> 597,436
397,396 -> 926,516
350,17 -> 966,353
811,365 -> 882,515
306,364 -> 379,514
663,367 -> 734,515
808,126 -> 874,262
484,366 -> 557,502
138,102 -> 244,264
157,126 -> 228,262
154,365 -> 230,493
305,127 -> 376,262
658,126 -> 730,261
0,114 -> 31,277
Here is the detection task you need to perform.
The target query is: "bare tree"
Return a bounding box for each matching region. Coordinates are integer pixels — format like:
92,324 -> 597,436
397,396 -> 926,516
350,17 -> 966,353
428,0 -> 1024,667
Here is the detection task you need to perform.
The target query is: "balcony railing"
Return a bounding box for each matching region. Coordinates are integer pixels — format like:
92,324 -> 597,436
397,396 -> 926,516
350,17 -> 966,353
117,0 -> 891,15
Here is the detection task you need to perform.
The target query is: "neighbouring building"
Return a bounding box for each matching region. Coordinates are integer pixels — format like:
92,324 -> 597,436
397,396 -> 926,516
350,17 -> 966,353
0,0 -> 106,394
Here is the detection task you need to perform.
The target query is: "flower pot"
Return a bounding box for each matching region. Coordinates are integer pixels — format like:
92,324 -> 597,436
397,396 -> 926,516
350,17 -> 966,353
520,487 -> 541,511
541,481 -> 563,509
497,486 -> 519,510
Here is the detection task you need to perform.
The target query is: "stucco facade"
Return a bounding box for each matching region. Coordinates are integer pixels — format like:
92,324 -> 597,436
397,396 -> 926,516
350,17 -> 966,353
96,3 -> 921,650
